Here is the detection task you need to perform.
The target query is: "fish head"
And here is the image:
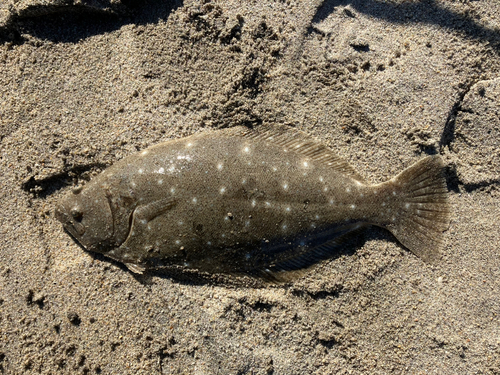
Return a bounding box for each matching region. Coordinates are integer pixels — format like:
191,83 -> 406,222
55,184 -> 114,253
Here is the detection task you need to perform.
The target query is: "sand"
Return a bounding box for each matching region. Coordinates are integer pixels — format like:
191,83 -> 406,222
1,0 -> 499,374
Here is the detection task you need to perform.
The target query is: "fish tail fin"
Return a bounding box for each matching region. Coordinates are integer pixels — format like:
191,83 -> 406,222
382,156 -> 450,263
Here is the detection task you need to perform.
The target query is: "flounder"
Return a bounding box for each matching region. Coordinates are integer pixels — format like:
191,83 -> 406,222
55,125 -> 450,280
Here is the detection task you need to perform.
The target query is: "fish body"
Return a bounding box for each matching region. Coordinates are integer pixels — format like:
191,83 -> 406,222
55,126 -> 450,279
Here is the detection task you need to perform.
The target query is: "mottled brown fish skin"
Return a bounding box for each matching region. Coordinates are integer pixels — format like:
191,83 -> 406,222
55,125 -> 450,279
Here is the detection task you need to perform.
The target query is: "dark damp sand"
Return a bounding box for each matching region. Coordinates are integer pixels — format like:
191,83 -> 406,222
1,1 -> 499,373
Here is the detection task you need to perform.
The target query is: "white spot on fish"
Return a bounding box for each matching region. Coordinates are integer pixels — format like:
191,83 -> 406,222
351,204 -> 356,209
393,191 -> 397,196
192,197 -> 197,203
177,155 -> 192,161
346,187 -> 351,193
286,206 -> 291,212
175,240 -> 181,245
265,202 -> 271,207
220,187 -> 226,194
138,169 -> 144,174
186,142 -> 193,148
207,241 -> 212,245
329,198 -> 334,204
217,163 -> 223,171
283,183 -> 288,190
392,216 -> 396,222
324,187 -> 328,192
140,219 -> 147,225
251,200 -> 256,207
356,180 -> 362,186
171,187 -> 175,194
315,215 -> 320,220
178,221 -> 183,226
303,161 -> 309,168
405,203 -> 410,209
272,167 -> 277,172
242,178 -> 247,184
158,179 -> 163,185
141,150 -> 148,156
282,224 -> 288,231
382,202 -> 386,207
158,167 -> 165,174
243,146 -> 250,153
319,176 -> 324,182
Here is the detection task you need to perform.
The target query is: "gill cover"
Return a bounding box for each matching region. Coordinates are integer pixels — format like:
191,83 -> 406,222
55,184 -> 114,253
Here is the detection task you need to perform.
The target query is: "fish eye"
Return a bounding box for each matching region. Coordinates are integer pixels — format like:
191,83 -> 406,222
71,208 -> 83,222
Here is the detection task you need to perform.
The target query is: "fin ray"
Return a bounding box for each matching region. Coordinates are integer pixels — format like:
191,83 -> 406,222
244,224 -> 367,282
384,156 -> 450,263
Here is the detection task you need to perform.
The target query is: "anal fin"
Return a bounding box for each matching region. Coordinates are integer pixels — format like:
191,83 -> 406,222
249,223 -> 368,283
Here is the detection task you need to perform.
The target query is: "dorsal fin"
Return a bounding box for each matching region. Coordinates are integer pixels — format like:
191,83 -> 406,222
223,125 -> 365,183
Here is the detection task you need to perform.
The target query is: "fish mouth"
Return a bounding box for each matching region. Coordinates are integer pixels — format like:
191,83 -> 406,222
56,206 -> 115,254
54,204 -> 86,237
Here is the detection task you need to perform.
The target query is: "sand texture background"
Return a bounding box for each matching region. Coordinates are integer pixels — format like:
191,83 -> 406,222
1,0 -> 500,374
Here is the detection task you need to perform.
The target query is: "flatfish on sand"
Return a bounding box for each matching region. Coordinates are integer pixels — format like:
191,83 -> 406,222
55,125 -> 450,280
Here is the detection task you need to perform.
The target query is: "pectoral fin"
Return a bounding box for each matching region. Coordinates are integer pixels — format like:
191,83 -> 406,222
110,198 -> 177,273
133,198 -> 177,223
125,262 -> 146,274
